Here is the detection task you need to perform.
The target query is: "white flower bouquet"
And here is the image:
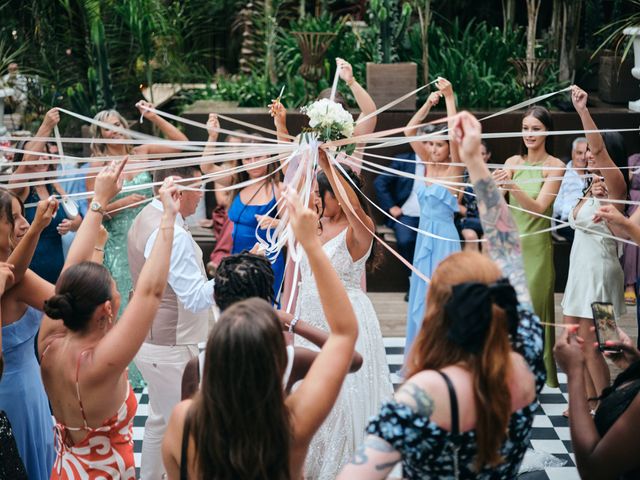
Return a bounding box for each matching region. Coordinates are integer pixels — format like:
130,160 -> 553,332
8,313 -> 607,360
301,98 -> 355,154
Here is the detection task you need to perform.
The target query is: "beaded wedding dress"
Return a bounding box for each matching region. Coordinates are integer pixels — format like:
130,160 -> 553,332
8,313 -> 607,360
295,228 -> 393,479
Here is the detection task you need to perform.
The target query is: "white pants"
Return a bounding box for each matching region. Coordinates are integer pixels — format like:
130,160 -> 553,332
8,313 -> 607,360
134,343 -> 198,480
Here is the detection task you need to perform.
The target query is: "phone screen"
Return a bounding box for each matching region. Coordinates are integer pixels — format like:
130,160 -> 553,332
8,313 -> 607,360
591,302 -> 620,351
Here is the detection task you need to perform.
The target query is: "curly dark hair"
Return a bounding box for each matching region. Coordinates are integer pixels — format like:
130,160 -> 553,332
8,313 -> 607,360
214,252 -> 275,311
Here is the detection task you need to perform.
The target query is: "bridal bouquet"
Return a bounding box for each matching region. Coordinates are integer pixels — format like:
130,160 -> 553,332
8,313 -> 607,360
301,98 -> 355,154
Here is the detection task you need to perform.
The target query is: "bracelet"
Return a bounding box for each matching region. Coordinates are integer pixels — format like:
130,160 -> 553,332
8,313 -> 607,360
347,78 -> 356,87
94,246 -> 104,252
160,225 -> 175,230
288,316 -> 299,333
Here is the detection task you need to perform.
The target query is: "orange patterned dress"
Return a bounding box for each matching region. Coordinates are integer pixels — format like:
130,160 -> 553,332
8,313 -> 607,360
47,349 -> 138,479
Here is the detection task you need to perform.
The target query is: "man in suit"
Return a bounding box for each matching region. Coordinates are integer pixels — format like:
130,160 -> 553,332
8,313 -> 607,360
374,151 -> 423,299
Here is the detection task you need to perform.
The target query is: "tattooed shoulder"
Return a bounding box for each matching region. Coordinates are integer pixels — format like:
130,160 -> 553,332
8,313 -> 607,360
396,382 -> 435,417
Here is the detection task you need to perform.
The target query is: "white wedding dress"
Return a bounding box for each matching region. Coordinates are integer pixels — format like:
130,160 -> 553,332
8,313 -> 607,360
295,228 -> 394,479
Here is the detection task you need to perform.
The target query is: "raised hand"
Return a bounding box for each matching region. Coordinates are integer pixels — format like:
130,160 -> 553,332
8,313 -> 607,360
0,263 -> 14,295
269,100 -> 287,130
436,77 -> 453,98
591,176 -> 608,198
206,113 -> 220,141
426,91 -> 442,108
283,186 -> 320,249
571,85 -> 588,112
31,197 -> 59,232
452,111 -> 482,159
337,58 -> 354,84
43,108 -> 61,128
94,156 -> 128,204
158,176 -> 180,218
136,100 -> 157,120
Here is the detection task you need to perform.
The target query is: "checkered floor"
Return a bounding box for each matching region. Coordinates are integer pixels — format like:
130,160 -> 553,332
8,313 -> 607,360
132,337 -> 579,479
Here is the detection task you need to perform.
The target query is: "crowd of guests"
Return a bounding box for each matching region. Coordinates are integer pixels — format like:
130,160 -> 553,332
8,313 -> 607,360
0,62 -> 639,480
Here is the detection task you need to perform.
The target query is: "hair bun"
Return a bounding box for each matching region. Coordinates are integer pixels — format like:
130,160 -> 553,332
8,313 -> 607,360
44,293 -> 75,320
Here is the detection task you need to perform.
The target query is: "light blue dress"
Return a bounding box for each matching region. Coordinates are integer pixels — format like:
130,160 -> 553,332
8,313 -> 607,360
405,183 -> 461,357
0,307 -> 55,480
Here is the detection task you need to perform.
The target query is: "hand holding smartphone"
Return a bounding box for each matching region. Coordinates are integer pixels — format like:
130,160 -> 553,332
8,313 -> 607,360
591,302 -> 622,352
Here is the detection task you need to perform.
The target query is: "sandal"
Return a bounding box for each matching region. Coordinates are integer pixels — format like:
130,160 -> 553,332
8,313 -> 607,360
625,290 -> 636,306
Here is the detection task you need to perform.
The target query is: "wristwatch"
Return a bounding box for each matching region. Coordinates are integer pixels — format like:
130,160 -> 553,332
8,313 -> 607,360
90,200 -> 105,216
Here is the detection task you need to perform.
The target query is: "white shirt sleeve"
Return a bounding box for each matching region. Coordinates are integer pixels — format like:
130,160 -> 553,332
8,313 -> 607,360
144,226 -> 215,312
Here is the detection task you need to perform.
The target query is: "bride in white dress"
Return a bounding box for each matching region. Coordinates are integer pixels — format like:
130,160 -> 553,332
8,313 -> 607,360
294,151 -> 393,479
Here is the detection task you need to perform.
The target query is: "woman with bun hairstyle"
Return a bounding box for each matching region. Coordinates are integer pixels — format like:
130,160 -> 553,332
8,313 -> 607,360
34,159 -> 179,479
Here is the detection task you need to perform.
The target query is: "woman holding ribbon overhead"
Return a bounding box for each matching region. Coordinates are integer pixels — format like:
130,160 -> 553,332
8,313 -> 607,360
561,86 -> 627,407
338,111 -> 545,480
493,106 -> 565,387
404,78 -> 464,358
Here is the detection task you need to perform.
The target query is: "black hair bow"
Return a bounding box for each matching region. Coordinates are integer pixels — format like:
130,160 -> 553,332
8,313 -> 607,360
444,278 -> 520,354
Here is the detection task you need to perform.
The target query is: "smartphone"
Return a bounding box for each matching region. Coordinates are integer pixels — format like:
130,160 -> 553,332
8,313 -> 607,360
591,302 -> 621,352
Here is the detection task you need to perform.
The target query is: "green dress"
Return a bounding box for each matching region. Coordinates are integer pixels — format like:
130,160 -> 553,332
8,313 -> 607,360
103,171 -> 153,389
509,164 -> 558,387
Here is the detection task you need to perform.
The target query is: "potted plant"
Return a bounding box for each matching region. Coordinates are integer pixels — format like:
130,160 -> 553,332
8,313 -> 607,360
365,0 -> 416,111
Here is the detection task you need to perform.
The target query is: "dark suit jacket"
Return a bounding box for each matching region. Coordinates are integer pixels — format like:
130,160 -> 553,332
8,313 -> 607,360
373,152 -> 418,227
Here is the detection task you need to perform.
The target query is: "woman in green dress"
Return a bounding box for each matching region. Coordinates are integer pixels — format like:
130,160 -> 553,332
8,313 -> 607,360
87,101 -> 189,387
493,106 -> 565,387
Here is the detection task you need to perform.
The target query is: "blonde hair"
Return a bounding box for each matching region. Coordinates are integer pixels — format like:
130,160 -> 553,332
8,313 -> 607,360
90,110 -> 131,157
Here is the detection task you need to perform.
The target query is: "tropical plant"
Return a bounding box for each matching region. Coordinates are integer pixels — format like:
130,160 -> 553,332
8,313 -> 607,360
368,0 -> 412,63
593,0 -> 640,62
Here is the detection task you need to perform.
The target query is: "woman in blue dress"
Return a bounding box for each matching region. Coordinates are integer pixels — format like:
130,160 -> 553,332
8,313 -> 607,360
0,189 -> 59,480
227,139 -> 285,301
403,79 -> 463,357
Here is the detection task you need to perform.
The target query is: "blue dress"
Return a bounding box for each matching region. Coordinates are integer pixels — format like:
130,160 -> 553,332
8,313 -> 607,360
25,185 -> 67,283
0,307 -> 55,480
227,187 -> 285,300
406,183 -> 461,354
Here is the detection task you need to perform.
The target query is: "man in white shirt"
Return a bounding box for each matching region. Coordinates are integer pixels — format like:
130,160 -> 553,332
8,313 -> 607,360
128,165 -> 215,480
552,137 -> 588,242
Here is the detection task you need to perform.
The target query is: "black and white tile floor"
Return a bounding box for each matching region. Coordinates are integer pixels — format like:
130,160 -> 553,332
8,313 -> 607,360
131,337 -> 579,479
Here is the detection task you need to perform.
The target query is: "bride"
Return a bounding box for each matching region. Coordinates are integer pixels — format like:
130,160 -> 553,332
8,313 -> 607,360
294,149 -> 393,479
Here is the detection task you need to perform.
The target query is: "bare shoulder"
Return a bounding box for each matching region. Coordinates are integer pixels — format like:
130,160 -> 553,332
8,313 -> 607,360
545,156 -> 565,169
504,155 -> 523,168
394,371 -> 445,417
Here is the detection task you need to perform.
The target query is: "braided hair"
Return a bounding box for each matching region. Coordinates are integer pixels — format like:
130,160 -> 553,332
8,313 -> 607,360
214,252 -> 275,311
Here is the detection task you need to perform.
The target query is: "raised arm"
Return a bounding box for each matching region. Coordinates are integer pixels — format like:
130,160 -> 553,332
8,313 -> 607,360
437,78 -> 464,179
284,187 -> 358,442
38,158 -> 129,351
201,113 -> 237,189
318,149 -> 374,258
453,112 -> 532,309
405,92 -> 440,161
10,108 -> 60,198
338,59 -> 376,139
571,86 -> 626,203
87,178 -> 178,379
269,100 -> 292,144
133,100 -> 189,155
6,198 -> 57,288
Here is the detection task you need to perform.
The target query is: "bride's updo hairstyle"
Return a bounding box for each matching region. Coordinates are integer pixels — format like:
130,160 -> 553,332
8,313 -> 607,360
185,297 -> 291,479
408,251 -> 518,470
44,262 -> 113,332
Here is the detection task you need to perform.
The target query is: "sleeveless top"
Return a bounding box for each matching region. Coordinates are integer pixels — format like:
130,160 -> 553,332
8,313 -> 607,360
43,348 -> 138,480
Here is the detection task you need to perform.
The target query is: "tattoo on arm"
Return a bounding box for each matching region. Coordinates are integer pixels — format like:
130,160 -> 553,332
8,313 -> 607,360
474,177 -> 532,309
397,382 -> 435,417
348,436 -> 401,471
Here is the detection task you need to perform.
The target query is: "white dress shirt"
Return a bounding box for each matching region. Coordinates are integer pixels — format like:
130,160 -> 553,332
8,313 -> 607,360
400,159 -> 425,218
553,161 -> 585,221
144,199 -> 215,312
